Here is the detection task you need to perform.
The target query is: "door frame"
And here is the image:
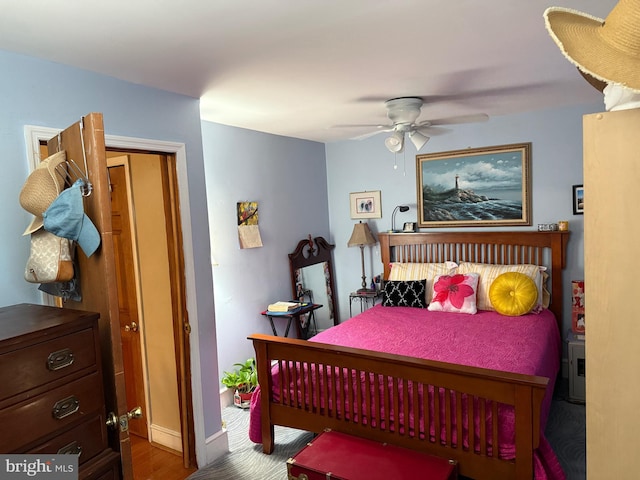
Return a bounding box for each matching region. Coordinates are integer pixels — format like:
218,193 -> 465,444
24,125 -> 206,466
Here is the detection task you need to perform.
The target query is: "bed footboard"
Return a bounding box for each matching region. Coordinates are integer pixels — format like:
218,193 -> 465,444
250,333 -> 548,480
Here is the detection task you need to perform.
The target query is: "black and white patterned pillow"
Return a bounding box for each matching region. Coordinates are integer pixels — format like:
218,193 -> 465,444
382,280 -> 427,308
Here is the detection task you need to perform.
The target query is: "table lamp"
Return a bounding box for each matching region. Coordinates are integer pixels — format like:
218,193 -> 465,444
347,221 -> 377,292
391,205 -> 410,232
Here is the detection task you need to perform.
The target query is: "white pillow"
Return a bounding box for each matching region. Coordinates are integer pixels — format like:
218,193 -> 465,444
427,273 -> 480,315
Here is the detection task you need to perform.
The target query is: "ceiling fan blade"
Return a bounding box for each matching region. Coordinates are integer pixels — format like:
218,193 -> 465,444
331,123 -> 391,129
351,128 -> 393,140
331,123 -> 395,140
414,125 -> 450,137
421,113 -> 489,126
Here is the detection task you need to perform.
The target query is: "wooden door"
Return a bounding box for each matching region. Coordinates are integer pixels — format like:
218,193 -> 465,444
46,113 -> 131,479
109,161 -> 148,439
161,153 -> 196,468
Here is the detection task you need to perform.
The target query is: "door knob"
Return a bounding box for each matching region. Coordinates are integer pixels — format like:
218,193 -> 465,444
106,406 -> 143,432
124,321 -> 139,332
128,406 -> 143,419
105,412 -> 119,430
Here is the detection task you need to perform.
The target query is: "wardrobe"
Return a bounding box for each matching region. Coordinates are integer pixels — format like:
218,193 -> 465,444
584,108 -> 640,477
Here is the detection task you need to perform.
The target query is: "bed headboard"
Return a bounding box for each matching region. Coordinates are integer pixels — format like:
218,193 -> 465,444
378,231 -> 570,327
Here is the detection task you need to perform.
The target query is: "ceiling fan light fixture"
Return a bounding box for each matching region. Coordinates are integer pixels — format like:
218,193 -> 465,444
408,130 -> 430,151
385,131 -> 404,153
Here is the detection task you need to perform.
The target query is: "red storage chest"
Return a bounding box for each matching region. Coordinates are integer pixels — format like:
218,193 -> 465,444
287,430 -> 458,480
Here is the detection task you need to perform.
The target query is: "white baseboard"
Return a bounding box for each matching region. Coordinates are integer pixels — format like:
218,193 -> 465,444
150,424 -> 183,452
203,427 -> 229,466
220,387 -> 234,409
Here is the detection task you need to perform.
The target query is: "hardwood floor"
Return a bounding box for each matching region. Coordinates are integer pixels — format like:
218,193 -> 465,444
130,434 -> 197,480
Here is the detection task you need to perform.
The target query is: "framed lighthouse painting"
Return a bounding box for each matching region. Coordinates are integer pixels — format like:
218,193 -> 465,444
416,143 -> 532,228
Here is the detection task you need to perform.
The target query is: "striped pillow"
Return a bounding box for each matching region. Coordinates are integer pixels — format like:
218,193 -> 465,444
388,262 -> 458,303
457,262 -> 545,312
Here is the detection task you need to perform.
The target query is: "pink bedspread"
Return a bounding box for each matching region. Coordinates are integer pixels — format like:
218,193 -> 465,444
249,305 -> 564,479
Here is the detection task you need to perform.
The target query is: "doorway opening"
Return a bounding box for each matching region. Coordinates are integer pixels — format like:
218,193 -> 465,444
106,150 -> 196,479
32,133 -> 198,480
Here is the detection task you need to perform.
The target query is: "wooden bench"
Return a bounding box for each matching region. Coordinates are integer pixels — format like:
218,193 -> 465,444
287,429 -> 458,480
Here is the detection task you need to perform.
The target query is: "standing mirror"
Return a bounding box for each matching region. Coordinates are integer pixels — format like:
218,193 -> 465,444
289,236 -> 338,336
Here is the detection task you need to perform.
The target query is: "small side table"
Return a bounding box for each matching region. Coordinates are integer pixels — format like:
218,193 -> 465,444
349,290 -> 382,317
567,330 -> 585,403
262,303 -> 322,340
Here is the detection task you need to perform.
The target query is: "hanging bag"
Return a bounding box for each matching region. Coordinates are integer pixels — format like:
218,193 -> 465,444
24,229 -> 74,284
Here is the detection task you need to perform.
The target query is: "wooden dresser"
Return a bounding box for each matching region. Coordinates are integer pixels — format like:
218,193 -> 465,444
0,303 -> 120,479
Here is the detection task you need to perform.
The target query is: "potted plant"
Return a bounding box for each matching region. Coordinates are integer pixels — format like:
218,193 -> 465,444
221,357 -> 258,408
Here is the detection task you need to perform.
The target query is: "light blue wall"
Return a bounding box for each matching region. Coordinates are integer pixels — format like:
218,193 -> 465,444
326,102 -> 603,334
0,49 -> 221,440
201,121 -> 329,384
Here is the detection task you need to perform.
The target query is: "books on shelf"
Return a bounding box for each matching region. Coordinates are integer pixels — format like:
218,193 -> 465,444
267,301 -> 301,313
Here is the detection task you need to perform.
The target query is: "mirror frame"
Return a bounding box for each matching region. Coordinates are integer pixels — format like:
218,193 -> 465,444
289,235 -> 339,326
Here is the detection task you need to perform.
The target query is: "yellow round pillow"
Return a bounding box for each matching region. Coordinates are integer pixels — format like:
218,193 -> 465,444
489,272 -> 538,316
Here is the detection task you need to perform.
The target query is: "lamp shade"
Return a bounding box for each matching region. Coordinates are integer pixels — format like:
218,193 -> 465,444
348,221 -> 377,247
408,130 -> 430,151
384,131 -> 404,153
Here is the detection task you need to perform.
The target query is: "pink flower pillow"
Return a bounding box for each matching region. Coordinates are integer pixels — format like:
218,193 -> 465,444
427,273 -> 480,314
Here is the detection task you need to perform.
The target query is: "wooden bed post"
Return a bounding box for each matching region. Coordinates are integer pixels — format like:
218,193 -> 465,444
254,340 -> 275,454
379,232 -> 391,280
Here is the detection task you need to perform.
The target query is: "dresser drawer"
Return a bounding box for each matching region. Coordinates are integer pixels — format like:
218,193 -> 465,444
27,414 -> 108,465
0,371 -> 104,451
79,450 -> 121,480
0,327 -> 97,401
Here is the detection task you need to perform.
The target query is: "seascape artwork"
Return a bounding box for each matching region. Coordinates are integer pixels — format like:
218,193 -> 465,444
417,144 -> 530,227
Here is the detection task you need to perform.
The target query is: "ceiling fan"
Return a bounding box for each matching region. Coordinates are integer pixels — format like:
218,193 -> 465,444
340,97 -> 489,153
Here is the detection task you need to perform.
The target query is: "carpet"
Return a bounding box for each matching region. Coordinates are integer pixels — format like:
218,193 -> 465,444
188,388 -> 586,480
545,381 -> 586,480
186,406 -> 313,480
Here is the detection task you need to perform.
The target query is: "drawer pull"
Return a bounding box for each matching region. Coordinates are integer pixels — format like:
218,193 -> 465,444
52,395 -> 80,420
47,348 -> 75,371
58,440 -> 83,457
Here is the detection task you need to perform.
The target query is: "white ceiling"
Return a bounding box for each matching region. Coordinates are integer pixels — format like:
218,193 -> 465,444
0,1 -> 615,143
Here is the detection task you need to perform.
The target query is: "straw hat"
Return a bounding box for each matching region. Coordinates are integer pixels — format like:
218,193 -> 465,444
544,0 -> 640,92
20,150 -> 67,235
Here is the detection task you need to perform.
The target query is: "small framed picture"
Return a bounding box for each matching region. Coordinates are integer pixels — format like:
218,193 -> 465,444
403,222 -> 416,233
572,185 -> 584,215
349,190 -> 382,219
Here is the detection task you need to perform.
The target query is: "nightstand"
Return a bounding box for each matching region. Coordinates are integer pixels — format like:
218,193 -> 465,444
349,290 -> 382,317
567,330 -> 585,403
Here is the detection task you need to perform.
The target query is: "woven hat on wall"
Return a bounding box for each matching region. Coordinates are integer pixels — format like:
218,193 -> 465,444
20,150 -> 67,235
544,0 -> 640,92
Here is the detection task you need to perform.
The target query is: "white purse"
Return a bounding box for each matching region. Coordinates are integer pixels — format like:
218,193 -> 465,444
24,229 -> 74,283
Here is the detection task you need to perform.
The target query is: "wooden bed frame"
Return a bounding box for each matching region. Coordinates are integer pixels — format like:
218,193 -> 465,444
250,230 -> 569,480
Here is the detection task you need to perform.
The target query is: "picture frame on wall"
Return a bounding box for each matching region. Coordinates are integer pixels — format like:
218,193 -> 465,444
416,143 -> 532,228
573,184 -> 584,215
349,190 -> 382,219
